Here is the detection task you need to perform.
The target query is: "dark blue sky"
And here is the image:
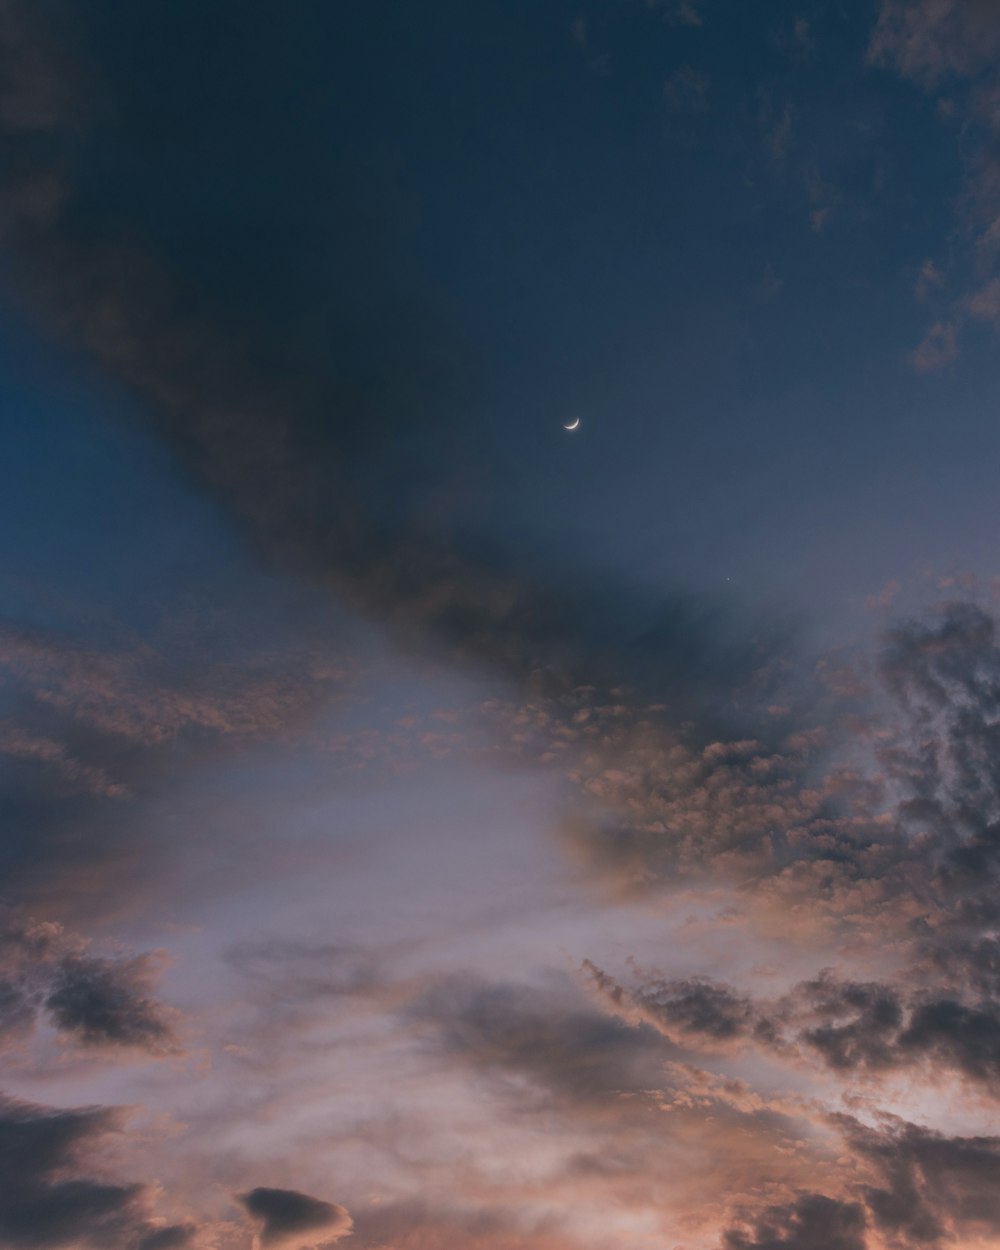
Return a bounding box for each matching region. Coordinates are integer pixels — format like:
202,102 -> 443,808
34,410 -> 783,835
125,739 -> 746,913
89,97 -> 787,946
6,0 -> 999,644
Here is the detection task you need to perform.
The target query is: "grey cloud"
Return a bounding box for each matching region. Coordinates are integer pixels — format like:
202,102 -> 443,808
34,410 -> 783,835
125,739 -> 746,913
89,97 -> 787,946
794,975 -> 904,1071
44,953 -> 177,1053
348,1201 -> 578,1250
0,1094 -> 174,1250
898,998 -> 1000,1083
589,958 -> 1000,1089
633,977 -> 762,1043
724,1115 -> 1000,1250
410,975 -> 673,1105
723,1194 -> 868,1250
238,1187 -> 353,1249
584,961 -> 772,1052
782,979 -> 1000,1086
0,906 -> 179,1055
840,1115 -> 1000,1246
880,603 -> 1000,879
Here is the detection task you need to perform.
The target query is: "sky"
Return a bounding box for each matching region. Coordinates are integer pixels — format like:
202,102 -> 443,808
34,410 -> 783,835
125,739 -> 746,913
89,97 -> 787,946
7,2 -> 1000,1248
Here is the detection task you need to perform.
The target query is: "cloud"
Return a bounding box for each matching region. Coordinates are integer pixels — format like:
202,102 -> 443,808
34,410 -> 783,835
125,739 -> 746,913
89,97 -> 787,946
585,954 -> 1000,1091
239,1188 -> 353,1250
583,960 -> 769,1052
869,2 -> 1000,362
0,905 -> 179,1055
720,1113 -> 1000,1250
965,275 -> 1000,324
723,1194 -> 868,1250
910,321 -> 958,372
410,975 -> 673,1105
0,1093 -> 187,1250
793,975 -> 904,1072
869,0 -> 1000,86
914,259 -> 945,301
648,0 -> 705,27
44,953 -> 177,1053
136,1228 -> 198,1250
0,618 -> 349,751
10,7 -> 1000,1246
0,609 -> 356,906
664,66 -> 709,115
347,1202 -> 582,1250
840,1114 -> 1000,1247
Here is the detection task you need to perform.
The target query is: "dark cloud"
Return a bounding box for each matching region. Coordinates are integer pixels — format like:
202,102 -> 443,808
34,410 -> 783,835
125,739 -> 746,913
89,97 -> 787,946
898,997 -> 1000,1083
723,1194 -> 868,1250
411,975 -> 672,1105
840,1115 -> 1000,1247
633,977 -> 762,1043
880,603 -> 1000,876
778,978 -> 1000,1087
795,975 -> 904,1072
238,1187 -> 353,1249
584,960 -> 773,1052
0,905 -> 178,1055
587,956 -> 1000,1091
722,1115 -> 1000,1250
0,1093 -> 174,1249
44,953 -> 177,1053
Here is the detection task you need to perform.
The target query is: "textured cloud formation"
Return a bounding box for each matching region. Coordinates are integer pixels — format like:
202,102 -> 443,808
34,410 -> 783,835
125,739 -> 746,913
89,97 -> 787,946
585,956 -> 1000,1091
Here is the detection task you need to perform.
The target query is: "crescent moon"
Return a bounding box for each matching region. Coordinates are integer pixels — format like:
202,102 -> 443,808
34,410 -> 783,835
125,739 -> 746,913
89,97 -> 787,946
563,417 -> 581,431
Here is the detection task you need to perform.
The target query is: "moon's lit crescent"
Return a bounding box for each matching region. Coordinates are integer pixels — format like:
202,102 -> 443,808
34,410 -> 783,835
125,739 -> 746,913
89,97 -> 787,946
563,417 -> 581,431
